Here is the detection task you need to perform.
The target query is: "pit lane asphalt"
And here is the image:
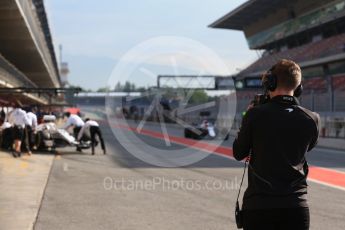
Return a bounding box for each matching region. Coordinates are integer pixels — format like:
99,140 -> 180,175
34,109 -> 345,230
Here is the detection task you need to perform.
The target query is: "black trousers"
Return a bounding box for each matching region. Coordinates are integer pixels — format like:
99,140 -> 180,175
21,126 -> 31,153
12,126 -> 29,153
26,126 -> 34,149
73,126 -> 83,151
73,126 -> 82,139
242,207 -> 310,230
1,128 -> 13,150
13,126 -> 24,140
90,126 -> 105,154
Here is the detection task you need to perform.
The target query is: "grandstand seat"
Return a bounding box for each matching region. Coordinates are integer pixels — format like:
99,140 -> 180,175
239,33 -> 345,76
332,75 -> 345,91
303,77 -> 327,91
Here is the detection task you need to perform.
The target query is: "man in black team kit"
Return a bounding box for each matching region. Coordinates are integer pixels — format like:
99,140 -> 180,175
233,59 -> 320,230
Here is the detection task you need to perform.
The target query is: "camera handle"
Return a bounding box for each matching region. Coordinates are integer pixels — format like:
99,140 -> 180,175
235,155 -> 250,229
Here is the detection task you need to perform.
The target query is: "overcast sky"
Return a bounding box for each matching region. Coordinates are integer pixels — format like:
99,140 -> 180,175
46,0 -> 258,90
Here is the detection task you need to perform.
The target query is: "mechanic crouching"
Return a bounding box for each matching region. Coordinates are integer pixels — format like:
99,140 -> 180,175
63,112 -> 84,152
77,118 -> 106,155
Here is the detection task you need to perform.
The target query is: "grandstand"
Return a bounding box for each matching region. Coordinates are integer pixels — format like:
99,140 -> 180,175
210,0 -> 345,117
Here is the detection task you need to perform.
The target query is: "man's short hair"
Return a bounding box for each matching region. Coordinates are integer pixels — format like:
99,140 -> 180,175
272,59 -> 302,91
24,107 -> 32,113
64,112 -> 71,117
13,100 -> 22,108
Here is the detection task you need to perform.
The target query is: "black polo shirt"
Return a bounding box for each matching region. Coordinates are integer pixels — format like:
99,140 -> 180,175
233,95 -> 320,210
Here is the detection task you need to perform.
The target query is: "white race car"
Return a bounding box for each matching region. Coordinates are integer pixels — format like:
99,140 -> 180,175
36,115 -> 91,151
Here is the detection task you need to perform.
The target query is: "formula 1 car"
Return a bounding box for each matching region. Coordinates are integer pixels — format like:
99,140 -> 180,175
35,115 -> 91,151
184,112 -> 229,140
184,119 -> 230,140
184,119 -> 217,140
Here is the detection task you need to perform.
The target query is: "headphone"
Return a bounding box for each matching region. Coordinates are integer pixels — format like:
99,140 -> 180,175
262,66 -> 303,97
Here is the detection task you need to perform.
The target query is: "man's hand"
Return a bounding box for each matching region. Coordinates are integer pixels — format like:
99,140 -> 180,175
247,102 -> 255,111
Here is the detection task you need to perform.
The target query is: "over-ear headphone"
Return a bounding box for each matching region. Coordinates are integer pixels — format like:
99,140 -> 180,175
262,65 -> 303,97
293,84 -> 303,97
262,66 -> 277,92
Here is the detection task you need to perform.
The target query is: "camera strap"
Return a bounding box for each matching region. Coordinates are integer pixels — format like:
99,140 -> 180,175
235,155 -> 250,229
235,156 -> 250,209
